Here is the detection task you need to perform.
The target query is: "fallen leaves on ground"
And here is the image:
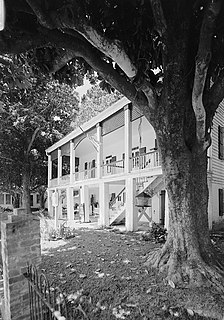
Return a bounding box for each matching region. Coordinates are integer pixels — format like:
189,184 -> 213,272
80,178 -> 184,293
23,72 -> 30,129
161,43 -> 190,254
41,229 -> 221,320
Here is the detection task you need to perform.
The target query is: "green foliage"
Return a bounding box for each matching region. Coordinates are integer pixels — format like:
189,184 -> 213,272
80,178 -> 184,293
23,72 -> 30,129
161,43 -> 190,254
142,222 -> 167,243
47,222 -> 76,241
73,84 -> 123,127
0,53 -> 79,196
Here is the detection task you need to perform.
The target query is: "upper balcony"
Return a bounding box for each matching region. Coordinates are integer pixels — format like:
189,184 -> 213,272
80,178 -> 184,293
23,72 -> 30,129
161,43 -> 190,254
48,149 -> 161,188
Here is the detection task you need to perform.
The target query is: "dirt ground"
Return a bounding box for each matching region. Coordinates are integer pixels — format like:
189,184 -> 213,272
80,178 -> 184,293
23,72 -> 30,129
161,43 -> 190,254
41,228 -> 224,320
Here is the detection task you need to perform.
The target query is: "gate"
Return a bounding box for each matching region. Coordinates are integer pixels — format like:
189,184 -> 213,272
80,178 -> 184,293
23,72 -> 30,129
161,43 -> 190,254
24,264 -> 68,320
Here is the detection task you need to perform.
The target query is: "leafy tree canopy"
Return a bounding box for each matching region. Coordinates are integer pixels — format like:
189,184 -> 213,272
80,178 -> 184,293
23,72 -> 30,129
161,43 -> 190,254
0,53 -> 79,203
73,84 -> 123,127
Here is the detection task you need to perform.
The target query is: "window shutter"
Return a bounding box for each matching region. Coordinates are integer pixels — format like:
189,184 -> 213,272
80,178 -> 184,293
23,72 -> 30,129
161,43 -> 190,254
219,189 -> 224,216
91,159 -> 96,168
218,126 -> 224,160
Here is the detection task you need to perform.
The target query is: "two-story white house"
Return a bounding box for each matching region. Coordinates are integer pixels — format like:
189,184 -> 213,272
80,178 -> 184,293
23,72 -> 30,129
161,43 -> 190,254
46,97 -> 224,231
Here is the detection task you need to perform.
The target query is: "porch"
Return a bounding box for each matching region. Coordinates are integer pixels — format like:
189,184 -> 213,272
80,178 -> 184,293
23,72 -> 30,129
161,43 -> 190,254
48,173 -> 167,232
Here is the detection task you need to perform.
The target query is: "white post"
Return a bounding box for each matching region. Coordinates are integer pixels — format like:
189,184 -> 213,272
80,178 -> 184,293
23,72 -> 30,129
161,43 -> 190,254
125,177 -> 138,231
164,190 -> 169,231
57,148 -> 62,185
58,189 -> 63,221
47,190 -> 53,218
52,190 -> 59,229
67,187 -> 74,221
70,140 -> 75,183
96,123 -> 103,179
47,154 -> 52,187
124,104 -> 132,173
80,185 -> 90,222
54,206 -> 59,229
98,182 -> 110,227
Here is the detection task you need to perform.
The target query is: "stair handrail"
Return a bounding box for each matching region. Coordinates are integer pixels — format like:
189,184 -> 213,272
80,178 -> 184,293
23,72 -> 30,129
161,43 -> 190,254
109,187 -> 126,209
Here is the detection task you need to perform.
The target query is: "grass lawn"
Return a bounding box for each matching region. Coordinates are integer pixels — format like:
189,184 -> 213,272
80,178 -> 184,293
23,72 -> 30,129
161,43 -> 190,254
41,228 -> 222,320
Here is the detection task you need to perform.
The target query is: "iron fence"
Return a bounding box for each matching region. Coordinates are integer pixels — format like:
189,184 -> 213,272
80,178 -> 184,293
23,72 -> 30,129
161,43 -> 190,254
24,264 -> 68,320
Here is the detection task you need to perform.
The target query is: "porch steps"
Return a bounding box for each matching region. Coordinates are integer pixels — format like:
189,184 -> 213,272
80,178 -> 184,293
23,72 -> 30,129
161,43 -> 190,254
136,175 -> 164,196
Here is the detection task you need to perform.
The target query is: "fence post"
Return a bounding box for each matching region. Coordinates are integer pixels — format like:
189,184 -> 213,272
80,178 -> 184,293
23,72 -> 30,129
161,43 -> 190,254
1,214 -> 41,320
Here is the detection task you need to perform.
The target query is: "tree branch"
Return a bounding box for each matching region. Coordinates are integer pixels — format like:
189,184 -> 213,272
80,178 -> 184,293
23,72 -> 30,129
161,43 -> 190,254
0,31 -> 49,54
50,49 -> 77,74
150,0 -> 167,39
192,0 -> 221,148
26,0 -> 138,78
28,1 -> 138,79
135,78 -> 157,111
26,0 -> 55,29
74,24 -> 138,79
40,29 -> 151,113
27,127 -> 40,154
0,55 -> 13,66
206,68 -> 224,117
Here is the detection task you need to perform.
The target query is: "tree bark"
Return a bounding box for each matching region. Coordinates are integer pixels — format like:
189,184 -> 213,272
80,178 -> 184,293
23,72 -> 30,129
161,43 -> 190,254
145,92 -> 224,289
22,166 -> 31,214
39,189 -> 46,210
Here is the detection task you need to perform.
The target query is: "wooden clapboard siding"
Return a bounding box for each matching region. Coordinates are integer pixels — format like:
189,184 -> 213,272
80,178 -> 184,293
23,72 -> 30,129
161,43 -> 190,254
211,101 -> 224,185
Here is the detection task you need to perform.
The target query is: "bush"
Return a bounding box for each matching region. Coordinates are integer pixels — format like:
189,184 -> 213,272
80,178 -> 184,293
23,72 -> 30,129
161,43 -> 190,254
48,222 -> 76,241
142,222 -> 167,243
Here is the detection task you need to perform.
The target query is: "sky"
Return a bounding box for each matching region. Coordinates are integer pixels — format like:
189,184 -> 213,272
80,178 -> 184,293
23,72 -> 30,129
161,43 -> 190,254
75,79 -> 92,98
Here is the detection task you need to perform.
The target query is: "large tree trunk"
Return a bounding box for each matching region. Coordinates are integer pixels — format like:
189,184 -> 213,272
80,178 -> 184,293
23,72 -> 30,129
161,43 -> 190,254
39,188 -> 47,210
146,93 -> 224,289
22,166 -> 32,214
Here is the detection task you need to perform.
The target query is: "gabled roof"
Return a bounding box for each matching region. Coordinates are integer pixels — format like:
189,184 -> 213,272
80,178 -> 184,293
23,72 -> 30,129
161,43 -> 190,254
46,96 -> 130,154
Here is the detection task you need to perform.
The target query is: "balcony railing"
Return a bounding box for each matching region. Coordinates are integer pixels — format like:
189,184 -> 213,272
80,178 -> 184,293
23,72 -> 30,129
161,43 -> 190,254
102,159 -> 124,177
49,150 -> 162,186
131,150 -> 161,171
75,167 -> 97,181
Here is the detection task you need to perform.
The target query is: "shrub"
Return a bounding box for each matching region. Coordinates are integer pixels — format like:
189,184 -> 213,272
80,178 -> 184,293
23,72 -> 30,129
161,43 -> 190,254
48,222 -> 76,241
142,222 -> 167,243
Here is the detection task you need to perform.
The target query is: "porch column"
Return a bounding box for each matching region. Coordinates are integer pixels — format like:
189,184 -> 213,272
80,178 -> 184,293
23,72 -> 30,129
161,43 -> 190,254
124,104 -> 132,173
47,189 -> 53,218
70,140 -> 75,183
57,148 -> 62,185
52,189 -> 59,229
125,177 -> 138,231
80,185 -> 90,222
96,123 -> 103,179
58,189 -> 63,221
98,182 -> 110,227
164,190 -> 169,231
67,187 -> 74,221
47,154 -> 52,187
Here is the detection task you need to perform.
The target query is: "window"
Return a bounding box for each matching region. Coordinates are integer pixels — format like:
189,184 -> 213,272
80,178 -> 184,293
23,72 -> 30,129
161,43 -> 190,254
30,195 -> 34,207
106,155 -> 112,173
0,193 -> 4,204
52,158 -> 58,179
91,159 -> 96,178
219,189 -> 224,216
6,194 -> 11,205
218,126 -> 224,160
75,157 -> 79,172
37,195 -> 40,203
62,155 -> 70,176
